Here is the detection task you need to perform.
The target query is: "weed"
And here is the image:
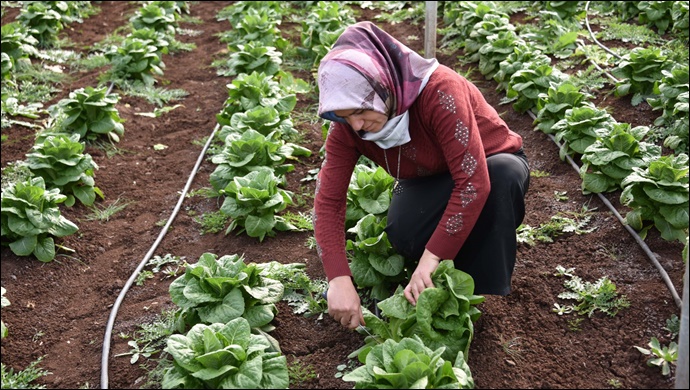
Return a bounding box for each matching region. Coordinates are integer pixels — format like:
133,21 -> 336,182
529,169 -> 551,177
334,358 -> 359,379
664,314 -> 680,340
85,198 -> 131,222
634,337 -> 678,376
553,190 -> 569,201
498,334 -> 524,363
553,268 -> 630,318
0,356 -> 51,389
194,210 -> 229,234
135,270 -> 155,286
567,317 -> 584,332
288,356 -> 317,387
607,378 -> 622,388
282,211 -> 313,231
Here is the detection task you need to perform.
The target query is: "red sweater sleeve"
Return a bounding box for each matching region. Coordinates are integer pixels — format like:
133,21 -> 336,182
313,122 -> 360,281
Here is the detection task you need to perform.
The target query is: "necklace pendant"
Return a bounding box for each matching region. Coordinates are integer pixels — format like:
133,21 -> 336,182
394,180 -> 399,189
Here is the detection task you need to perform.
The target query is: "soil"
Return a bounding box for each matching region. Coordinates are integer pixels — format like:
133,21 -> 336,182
0,2 -> 685,389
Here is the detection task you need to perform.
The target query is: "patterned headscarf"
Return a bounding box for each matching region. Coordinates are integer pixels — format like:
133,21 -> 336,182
318,21 -> 439,122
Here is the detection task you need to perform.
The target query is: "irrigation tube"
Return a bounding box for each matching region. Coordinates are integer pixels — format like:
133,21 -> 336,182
100,123 -> 220,389
526,111 -> 682,309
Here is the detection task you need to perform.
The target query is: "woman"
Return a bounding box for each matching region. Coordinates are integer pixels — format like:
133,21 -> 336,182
313,21 -> 530,330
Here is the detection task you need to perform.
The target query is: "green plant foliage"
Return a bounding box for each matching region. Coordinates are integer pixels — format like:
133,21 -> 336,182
209,129 -> 311,192
671,0 -> 689,38
221,105 -> 297,140
347,214 -> 408,301
1,176 -> 79,262
24,133 -> 104,206
343,335 -> 474,389
345,164 -> 394,230
169,252 -> 284,333
16,2 -> 64,48
216,42 -> 283,77
554,271 -> 630,318
105,36 -> 165,86
504,62 -> 568,114
492,41 -> 551,93
634,337 -> 678,376
353,261 -> 484,364
611,47 -> 672,106
162,317 -> 289,389
0,356 -> 51,389
620,153 -> 689,243
256,261 -> 328,318
46,86 -> 125,143
478,30 -> 521,79
440,1 -> 504,52
218,6 -> 286,51
219,168 -> 296,241
1,287 -> 9,339
534,81 -> 592,134
129,1 -> 179,36
298,1 -> 355,68
551,103 -> 616,159
579,123 -> 661,194
463,13 -> 515,64
647,63 -> 689,155
637,0 -> 674,34
0,22 -> 39,80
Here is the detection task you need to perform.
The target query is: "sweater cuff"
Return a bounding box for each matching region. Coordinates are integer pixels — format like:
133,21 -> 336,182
425,230 -> 460,261
324,255 -> 353,282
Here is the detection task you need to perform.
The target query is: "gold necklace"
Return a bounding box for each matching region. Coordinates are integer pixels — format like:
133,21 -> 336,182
383,146 -> 401,190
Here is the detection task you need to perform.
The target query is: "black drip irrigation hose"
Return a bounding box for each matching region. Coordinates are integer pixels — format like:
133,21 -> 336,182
100,123 -> 220,389
526,110 -> 682,309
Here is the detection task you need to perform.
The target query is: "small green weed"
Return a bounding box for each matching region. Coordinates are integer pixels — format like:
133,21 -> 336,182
553,267 -> 630,318
85,198 -> 131,222
607,378 -> 622,388
1,356 -> 51,389
288,356 -> 317,387
530,169 -> 550,177
634,337 -> 678,376
498,334 -> 524,363
194,210 -> 229,234
282,211 -> 313,231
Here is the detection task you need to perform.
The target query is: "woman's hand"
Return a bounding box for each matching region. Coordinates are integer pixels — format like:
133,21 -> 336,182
404,249 -> 441,305
327,275 -> 365,330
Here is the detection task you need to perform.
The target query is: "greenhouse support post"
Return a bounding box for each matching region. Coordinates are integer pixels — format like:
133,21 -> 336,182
424,1 -> 437,59
676,251 -> 688,389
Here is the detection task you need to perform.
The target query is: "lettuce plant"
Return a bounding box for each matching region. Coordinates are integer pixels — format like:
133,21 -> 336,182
534,81 -> 592,135
48,86 -> 125,143
223,105 -> 297,140
478,30 -> 521,80
219,7 -> 286,51
299,1 -> 355,67
343,335 -> 474,389
219,168 -> 296,241
579,123 -> 661,194
216,71 -> 297,128
209,129 -> 311,192
611,47 -> 672,106
105,36 -> 165,86
493,41 -> 551,93
24,133 -> 104,206
0,22 -> 39,79
620,153 -> 689,243
347,214 -> 408,301
551,103 -> 616,160
216,42 -> 283,78
345,164 -> 394,230
17,2 -> 64,48
464,13 -> 514,64
129,1 -> 179,36
503,62 -> 568,114
169,252 -> 284,333
353,261 -> 484,364
1,176 -> 79,262
647,64 -> 689,155
440,2 -> 502,52
162,317 -> 289,389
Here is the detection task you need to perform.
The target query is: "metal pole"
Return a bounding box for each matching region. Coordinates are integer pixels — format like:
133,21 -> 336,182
424,1 -> 437,59
676,245 -> 688,389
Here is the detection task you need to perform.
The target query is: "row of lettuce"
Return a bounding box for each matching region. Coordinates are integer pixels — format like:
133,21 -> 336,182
159,2 -> 478,388
441,1 -> 688,247
1,1 -> 194,262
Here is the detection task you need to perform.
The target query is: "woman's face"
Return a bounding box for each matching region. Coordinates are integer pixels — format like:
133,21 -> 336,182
333,109 -> 388,133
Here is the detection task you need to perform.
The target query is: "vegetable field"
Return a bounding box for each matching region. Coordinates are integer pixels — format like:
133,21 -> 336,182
1,1 -> 687,389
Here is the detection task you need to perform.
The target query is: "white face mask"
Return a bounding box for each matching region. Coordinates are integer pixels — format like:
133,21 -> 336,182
359,111 -> 410,149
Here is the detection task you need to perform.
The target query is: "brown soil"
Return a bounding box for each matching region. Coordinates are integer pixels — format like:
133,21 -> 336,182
1,2 -> 685,389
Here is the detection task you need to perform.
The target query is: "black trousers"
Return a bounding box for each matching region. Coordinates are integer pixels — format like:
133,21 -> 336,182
385,150 -> 530,295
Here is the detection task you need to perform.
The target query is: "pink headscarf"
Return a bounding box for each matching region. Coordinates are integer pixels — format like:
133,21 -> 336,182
318,21 -> 439,122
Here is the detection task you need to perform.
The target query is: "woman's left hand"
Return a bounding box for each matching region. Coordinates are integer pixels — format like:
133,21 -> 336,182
404,249 -> 441,305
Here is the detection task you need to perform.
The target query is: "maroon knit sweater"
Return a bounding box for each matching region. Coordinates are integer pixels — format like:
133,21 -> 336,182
314,65 -> 523,281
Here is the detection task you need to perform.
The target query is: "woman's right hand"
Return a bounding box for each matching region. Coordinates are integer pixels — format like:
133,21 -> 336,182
327,275 -> 365,330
